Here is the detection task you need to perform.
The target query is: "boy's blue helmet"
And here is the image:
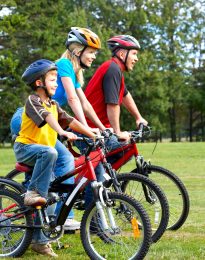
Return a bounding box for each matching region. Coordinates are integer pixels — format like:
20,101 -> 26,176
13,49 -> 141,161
22,59 -> 57,85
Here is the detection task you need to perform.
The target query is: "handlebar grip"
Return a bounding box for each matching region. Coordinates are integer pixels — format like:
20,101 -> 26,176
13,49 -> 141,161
138,123 -> 144,131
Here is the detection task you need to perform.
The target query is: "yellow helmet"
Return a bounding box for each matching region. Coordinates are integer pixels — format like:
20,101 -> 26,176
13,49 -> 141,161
66,27 -> 101,50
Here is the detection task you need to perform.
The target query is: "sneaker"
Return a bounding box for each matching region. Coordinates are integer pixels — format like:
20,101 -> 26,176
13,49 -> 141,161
30,243 -> 58,257
63,218 -> 81,231
24,191 -> 46,206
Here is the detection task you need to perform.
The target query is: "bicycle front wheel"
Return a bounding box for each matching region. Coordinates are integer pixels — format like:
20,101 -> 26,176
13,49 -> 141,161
0,189 -> 33,257
116,173 -> 169,242
133,164 -> 190,230
81,192 -> 152,260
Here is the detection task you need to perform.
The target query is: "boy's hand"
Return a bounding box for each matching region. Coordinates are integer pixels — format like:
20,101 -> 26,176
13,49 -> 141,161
62,131 -> 78,141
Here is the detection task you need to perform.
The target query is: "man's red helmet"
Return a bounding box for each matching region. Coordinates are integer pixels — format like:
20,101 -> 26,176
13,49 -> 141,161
107,35 -> 140,54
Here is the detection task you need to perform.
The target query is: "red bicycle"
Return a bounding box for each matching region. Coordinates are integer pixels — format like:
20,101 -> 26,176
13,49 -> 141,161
105,126 -> 190,230
0,136 -> 152,259
4,130 -> 169,243
65,126 -> 189,230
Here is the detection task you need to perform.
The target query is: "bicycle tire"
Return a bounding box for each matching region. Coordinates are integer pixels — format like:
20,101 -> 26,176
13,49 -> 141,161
0,178 -> 26,194
6,169 -> 26,182
81,192 -> 152,260
116,173 -> 169,242
5,169 -> 30,192
132,164 -> 190,230
0,189 -> 33,257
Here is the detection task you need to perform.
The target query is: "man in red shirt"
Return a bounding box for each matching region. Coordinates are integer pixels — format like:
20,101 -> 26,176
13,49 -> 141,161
85,35 -> 147,141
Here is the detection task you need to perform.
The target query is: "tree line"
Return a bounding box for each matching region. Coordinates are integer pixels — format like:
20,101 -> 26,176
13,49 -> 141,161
0,0 -> 204,142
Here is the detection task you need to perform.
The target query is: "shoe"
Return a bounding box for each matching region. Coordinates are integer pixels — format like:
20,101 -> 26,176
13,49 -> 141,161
30,243 -> 58,257
63,218 -> 81,231
24,191 -> 46,206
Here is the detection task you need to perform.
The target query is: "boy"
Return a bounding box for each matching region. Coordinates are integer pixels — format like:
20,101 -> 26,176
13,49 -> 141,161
14,59 -> 96,256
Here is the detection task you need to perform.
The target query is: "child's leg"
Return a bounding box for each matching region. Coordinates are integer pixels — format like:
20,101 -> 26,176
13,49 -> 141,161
14,142 -> 57,198
14,142 -> 58,248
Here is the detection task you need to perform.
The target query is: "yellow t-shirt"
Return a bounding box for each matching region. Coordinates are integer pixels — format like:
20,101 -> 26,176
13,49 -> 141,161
16,94 -> 73,147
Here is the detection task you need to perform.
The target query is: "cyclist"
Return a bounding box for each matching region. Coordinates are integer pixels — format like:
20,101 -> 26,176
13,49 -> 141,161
10,27 -> 108,231
53,27 -> 106,131
53,26 -> 111,210
84,35 -> 148,142
14,59 -> 96,257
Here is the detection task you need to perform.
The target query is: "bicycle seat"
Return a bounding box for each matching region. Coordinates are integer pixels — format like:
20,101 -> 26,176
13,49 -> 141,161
15,162 -> 33,172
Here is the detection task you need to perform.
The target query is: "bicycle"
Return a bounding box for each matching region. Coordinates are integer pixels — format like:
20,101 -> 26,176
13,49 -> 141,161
105,125 -> 190,230
4,131 -> 169,243
0,136 -> 152,259
63,126 -> 189,230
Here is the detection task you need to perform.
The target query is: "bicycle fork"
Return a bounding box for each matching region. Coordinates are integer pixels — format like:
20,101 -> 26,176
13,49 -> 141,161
91,181 -> 119,233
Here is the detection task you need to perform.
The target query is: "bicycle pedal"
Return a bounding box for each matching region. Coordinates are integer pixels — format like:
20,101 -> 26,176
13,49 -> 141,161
64,230 -> 76,234
56,244 -> 65,250
56,242 -> 71,250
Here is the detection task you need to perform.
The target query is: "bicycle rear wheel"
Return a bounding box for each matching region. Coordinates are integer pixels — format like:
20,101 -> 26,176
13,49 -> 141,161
81,192 -> 152,260
0,189 -> 33,257
5,169 -> 30,189
133,164 -> 190,230
116,173 -> 169,242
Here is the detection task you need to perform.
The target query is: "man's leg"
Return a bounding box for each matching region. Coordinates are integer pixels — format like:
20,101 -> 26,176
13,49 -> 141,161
73,133 -> 106,207
53,140 -> 80,231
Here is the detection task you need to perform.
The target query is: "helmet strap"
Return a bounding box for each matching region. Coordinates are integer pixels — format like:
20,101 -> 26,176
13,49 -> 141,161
114,49 -> 130,71
36,86 -> 51,98
124,50 -> 130,71
36,77 -> 52,98
79,46 -> 89,69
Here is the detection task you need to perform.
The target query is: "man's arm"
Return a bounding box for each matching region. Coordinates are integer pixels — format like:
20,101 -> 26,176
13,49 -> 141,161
122,92 -> 148,126
107,104 -> 130,141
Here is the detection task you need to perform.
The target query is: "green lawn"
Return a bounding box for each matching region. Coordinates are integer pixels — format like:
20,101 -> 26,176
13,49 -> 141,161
0,142 -> 205,259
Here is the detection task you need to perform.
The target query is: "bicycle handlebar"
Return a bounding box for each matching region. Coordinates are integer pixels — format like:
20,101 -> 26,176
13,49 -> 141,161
129,125 -> 151,142
64,126 -> 151,157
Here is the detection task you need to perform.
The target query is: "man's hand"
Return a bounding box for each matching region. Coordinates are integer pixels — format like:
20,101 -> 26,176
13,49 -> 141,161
136,117 -> 148,128
116,131 -> 131,142
105,127 -> 114,133
90,127 -> 101,136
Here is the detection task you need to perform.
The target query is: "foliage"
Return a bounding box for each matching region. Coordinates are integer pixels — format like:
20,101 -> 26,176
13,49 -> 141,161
0,0 -> 205,141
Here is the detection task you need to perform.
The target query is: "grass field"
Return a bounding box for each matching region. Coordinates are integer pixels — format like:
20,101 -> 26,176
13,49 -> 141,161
0,142 -> 205,259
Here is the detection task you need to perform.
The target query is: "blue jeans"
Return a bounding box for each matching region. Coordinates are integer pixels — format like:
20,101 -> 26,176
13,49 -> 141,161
72,132 -> 105,207
14,142 -> 57,244
13,142 -> 57,197
104,135 -> 126,164
54,140 -> 75,218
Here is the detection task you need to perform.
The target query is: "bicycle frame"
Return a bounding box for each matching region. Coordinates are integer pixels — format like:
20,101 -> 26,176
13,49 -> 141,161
107,142 -> 139,171
50,147 -> 107,226
2,142 -> 116,232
